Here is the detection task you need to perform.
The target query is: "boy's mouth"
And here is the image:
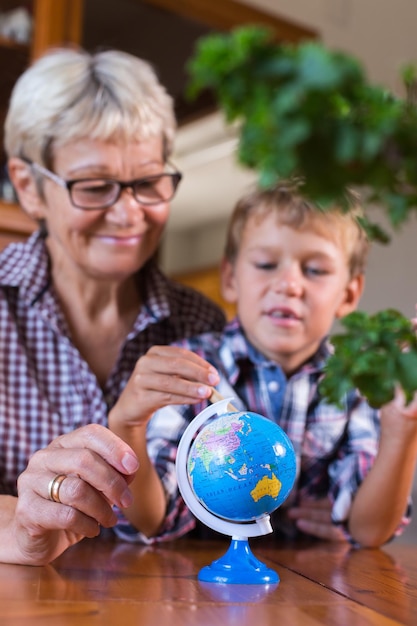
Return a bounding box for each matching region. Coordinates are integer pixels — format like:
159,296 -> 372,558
268,307 -> 300,320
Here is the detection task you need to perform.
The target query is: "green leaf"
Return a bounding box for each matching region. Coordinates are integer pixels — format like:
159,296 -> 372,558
395,352 -> 417,401
320,309 -> 417,408
186,26 -> 417,409
296,43 -> 341,89
186,25 -> 417,232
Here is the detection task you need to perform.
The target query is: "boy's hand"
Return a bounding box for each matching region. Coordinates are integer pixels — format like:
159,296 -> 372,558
379,387 -> 417,446
411,304 -> 417,332
109,346 -> 220,430
287,497 -> 347,542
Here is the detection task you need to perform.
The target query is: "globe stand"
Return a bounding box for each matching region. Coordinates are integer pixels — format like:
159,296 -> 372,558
176,398 -> 291,585
198,536 -> 279,584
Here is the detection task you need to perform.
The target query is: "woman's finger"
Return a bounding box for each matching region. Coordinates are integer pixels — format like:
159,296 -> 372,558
47,424 -> 139,476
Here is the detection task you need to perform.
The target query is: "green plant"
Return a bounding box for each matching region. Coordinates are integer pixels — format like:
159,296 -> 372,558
320,310 -> 417,408
187,25 -> 417,408
187,25 -> 417,242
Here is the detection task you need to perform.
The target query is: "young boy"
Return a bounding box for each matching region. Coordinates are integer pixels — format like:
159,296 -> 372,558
110,182 -> 417,547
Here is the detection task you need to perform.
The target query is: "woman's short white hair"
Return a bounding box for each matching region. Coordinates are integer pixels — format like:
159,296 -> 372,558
4,46 -> 176,165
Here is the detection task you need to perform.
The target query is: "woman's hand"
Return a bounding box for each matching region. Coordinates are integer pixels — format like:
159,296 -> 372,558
8,424 -> 139,565
109,346 -> 220,431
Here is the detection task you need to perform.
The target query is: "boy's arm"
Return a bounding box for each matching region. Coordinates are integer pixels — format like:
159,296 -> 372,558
347,389 -> 417,547
108,420 -> 168,538
108,345 -> 219,538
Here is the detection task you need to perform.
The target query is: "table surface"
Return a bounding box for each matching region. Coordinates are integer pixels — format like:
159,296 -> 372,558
1,534 -> 416,626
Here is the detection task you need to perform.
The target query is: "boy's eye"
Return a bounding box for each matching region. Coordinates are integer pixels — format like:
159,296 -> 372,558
254,262 -> 277,270
304,265 -> 328,277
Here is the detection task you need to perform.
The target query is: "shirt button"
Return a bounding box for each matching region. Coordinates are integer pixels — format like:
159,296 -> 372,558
268,381 -> 279,393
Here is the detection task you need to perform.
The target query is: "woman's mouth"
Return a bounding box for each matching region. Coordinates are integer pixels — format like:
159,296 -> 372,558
96,234 -> 143,246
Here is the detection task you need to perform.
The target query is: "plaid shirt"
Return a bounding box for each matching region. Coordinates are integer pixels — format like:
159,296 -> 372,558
118,317 -> 411,544
0,231 -> 225,500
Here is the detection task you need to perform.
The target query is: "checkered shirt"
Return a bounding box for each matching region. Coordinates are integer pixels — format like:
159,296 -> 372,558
0,231 -> 225,501
117,317 -> 411,544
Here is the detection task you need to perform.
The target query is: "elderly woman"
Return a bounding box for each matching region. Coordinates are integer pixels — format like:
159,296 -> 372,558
0,47 -> 225,565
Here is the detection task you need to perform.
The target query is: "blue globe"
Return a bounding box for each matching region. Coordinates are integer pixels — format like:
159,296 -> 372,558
187,411 -> 296,522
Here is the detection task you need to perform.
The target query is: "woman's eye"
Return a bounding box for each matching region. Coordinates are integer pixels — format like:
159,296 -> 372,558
87,185 -> 112,195
136,180 -> 154,190
77,182 -> 114,195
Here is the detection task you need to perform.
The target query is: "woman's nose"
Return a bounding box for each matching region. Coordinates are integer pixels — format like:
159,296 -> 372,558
106,189 -> 144,226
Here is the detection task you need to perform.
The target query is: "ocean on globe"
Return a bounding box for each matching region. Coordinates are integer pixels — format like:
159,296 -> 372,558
187,411 -> 296,522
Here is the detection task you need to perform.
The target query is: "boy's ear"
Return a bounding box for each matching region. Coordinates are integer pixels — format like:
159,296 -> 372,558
220,257 -> 238,303
7,157 -> 47,221
335,274 -> 365,319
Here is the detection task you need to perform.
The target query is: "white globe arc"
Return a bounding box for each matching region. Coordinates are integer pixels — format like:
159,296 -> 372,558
175,398 -> 273,539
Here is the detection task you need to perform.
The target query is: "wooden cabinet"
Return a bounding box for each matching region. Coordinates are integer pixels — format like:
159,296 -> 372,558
0,200 -> 35,247
0,0 -> 84,250
31,0 -> 83,60
172,266 -> 236,320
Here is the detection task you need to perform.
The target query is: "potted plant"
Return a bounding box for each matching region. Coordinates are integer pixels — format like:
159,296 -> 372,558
186,25 -> 417,408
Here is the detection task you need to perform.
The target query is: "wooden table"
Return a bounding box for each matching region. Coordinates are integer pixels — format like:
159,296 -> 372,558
0,534 -> 416,625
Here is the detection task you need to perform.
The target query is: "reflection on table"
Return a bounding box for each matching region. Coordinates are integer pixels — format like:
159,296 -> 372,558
0,533 -> 416,625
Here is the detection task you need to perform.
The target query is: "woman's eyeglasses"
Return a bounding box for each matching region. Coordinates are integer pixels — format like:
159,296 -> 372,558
25,160 -> 182,210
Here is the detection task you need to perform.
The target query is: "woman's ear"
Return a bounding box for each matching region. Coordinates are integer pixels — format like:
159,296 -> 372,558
220,257 -> 238,303
335,273 -> 365,319
7,157 -> 46,221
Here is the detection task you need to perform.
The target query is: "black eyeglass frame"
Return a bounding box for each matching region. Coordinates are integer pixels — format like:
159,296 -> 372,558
23,159 -> 183,210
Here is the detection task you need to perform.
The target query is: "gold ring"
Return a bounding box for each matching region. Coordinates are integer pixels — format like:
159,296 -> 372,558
47,474 -> 67,503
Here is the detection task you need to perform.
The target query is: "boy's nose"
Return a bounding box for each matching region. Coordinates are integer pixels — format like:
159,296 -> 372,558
278,279 -> 301,295
275,269 -> 303,296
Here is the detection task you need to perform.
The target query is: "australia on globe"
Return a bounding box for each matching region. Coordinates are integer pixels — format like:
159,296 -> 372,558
187,411 -> 296,523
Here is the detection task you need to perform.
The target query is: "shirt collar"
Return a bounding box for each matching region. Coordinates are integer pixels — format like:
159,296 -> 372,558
220,317 -> 331,383
0,230 -> 51,304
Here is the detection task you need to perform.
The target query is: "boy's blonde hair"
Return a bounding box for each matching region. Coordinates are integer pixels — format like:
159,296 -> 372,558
224,181 -> 369,278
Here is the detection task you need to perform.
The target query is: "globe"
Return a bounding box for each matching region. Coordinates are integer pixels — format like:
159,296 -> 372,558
176,397 -> 297,585
188,411 -> 296,523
